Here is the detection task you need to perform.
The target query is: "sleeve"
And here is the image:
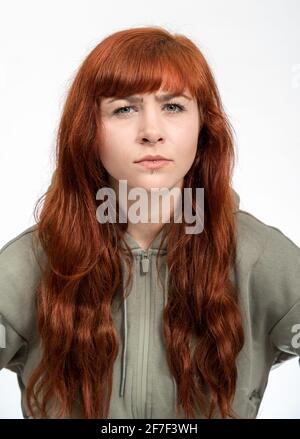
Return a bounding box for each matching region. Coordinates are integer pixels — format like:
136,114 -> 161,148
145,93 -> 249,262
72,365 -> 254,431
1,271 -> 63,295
269,297 -> 300,360
0,227 -> 40,374
260,225 -> 300,364
0,313 -> 28,374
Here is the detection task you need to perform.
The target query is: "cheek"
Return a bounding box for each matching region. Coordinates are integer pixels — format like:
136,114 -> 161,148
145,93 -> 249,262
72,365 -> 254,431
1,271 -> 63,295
99,138 -> 134,181
175,126 -> 199,160
172,129 -> 199,176
100,122 -> 133,157
180,145 -> 198,173
99,127 -> 122,164
185,117 -> 200,157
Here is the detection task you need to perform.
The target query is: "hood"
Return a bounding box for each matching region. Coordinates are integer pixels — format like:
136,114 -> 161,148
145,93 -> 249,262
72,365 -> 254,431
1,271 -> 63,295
118,187 -> 240,403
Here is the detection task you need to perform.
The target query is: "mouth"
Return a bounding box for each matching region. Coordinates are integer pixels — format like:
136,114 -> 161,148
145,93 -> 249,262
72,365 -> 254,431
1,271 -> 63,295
134,159 -> 172,169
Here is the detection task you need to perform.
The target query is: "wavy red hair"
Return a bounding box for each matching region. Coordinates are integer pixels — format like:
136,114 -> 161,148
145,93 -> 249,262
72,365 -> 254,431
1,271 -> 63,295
27,26 -> 244,419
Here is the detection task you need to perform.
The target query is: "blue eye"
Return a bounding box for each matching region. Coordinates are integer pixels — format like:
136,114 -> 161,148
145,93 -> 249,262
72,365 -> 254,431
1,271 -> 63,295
113,106 -> 134,115
164,103 -> 185,112
113,102 -> 186,116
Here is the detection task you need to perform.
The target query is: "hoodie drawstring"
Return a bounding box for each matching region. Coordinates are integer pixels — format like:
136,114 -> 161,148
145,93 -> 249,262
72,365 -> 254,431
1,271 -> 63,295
163,263 -> 177,414
120,268 -> 128,397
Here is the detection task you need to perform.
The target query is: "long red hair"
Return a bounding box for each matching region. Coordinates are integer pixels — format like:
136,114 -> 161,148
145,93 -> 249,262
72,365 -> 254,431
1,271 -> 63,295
27,26 -> 244,419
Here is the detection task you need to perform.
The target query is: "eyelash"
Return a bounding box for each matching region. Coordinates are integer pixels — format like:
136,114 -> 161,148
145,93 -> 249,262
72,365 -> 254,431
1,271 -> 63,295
112,102 -> 186,116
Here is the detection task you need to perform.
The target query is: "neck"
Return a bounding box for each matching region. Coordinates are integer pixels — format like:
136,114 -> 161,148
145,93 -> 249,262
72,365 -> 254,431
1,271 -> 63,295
109,177 -> 183,250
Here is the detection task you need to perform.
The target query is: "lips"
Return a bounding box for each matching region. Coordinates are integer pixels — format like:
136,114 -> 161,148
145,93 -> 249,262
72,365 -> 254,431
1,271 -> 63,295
135,159 -> 172,170
134,155 -> 171,163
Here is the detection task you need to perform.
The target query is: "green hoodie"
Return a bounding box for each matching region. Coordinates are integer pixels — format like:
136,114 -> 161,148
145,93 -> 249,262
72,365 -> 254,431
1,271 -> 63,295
0,189 -> 300,419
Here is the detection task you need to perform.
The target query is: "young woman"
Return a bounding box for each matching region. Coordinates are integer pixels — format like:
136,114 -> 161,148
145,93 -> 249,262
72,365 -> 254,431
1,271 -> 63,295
0,26 -> 299,420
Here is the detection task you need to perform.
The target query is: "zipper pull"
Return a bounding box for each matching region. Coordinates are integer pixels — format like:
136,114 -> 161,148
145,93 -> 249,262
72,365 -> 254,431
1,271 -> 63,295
140,251 -> 150,273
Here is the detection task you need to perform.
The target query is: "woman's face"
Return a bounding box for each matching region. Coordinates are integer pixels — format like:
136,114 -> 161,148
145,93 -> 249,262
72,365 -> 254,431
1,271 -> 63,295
98,86 -> 201,194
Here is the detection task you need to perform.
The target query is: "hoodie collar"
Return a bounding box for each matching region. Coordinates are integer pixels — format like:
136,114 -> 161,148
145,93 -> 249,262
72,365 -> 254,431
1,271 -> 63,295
122,226 -> 168,253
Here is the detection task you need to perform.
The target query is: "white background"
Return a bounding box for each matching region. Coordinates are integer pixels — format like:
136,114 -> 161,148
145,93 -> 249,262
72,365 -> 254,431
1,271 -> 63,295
0,0 -> 299,418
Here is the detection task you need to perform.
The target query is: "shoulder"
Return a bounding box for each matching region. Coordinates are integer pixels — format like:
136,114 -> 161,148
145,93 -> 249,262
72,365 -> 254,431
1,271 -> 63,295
0,225 -> 46,341
0,224 -> 39,257
234,208 -> 300,339
235,208 -> 300,269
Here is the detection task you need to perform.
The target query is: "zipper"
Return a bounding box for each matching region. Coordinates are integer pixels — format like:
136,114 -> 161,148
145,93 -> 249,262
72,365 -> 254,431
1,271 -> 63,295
136,249 -> 150,418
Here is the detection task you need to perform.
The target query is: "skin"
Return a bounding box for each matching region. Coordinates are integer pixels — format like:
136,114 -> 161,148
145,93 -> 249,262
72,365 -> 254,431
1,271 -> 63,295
98,86 -> 201,250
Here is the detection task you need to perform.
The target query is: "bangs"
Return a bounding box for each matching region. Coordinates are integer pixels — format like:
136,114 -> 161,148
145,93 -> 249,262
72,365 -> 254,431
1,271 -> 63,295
95,36 -> 200,101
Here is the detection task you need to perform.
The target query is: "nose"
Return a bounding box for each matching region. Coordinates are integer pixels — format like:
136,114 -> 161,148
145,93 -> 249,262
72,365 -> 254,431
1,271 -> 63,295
137,108 -> 165,146
141,134 -> 164,145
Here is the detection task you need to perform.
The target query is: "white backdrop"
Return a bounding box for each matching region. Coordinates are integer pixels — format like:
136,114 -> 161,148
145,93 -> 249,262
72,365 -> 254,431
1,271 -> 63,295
0,0 -> 299,418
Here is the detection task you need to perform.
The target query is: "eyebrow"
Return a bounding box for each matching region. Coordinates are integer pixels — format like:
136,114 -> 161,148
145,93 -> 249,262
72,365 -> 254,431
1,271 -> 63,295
106,93 -> 192,104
